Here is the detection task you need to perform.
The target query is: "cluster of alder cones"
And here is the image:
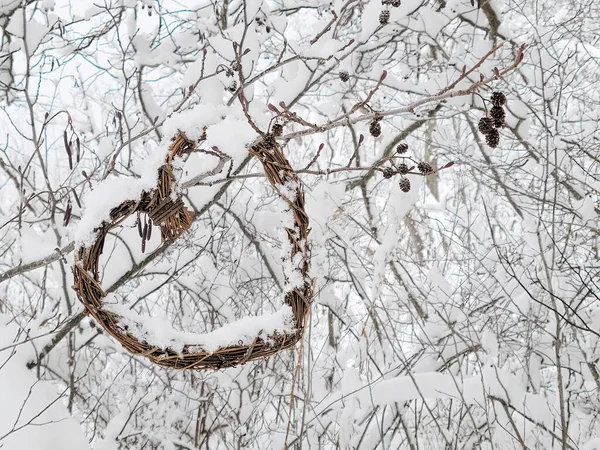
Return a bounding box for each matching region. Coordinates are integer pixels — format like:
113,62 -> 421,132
478,91 -> 507,148
367,118 -> 438,193
381,142 -> 434,193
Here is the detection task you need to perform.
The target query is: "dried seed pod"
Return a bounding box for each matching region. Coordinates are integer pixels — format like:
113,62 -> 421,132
397,163 -> 409,175
76,137 -> 81,163
379,10 -> 390,25
490,105 -> 505,124
490,91 -> 506,107
63,202 -> 72,227
383,167 -> 394,179
417,162 -> 434,174
390,0 -> 401,6
271,123 -> 283,137
486,128 -> 500,148
493,119 -> 504,128
143,217 -> 148,241
339,71 -> 350,82
369,120 -> 382,138
73,190 -> 82,208
396,143 -> 408,154
478,117 -> 494,135
64,130 -> 73,170
137,215 -> 143,237
399,177 -> 411,192
227,80 -> 237,92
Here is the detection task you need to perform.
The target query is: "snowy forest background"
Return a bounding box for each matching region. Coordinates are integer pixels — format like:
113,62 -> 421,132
1,0 -> 600,449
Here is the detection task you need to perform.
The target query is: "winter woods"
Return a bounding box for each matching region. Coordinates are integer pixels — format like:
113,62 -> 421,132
0,0 -> 599,449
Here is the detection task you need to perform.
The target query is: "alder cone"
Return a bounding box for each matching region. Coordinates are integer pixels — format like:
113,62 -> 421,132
417,162 -> 433,174
486,128 -> 500,148
478,117 -> 494,135
399,177 -> 410,192
369,120 -> 382,137
397,163 -> 409,175
396,143 -> 408,154
379,10 -> 390,25
227,81 -> 237,92
339,71 -> 349,82
491,91 -> 507,107
271,123 -> 283,137
383,167 -> 394,179
490,105 -> 505,124
263,133 -> 276,149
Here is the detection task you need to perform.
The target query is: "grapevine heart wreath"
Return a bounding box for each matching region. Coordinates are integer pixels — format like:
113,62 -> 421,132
72,132 -> 313,370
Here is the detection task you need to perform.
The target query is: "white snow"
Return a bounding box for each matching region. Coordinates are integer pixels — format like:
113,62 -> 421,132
0,315 -> 91,450
74,143 -> 169,245
104,297 -> 294,354
6,9 -> 51,54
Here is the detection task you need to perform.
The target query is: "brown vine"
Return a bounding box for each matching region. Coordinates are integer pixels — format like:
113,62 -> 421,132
72,133 -> 313,370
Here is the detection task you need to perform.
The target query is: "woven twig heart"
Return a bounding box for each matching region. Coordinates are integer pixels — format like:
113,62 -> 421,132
72,133 -> 313,370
